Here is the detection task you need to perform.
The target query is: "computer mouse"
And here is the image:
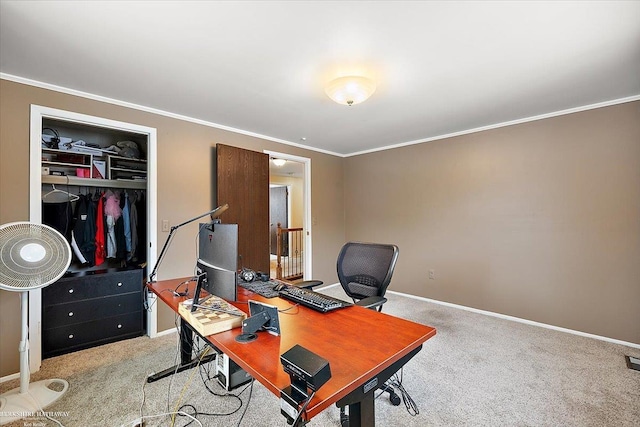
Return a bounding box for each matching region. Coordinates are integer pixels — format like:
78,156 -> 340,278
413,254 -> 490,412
273,283 -> 287,292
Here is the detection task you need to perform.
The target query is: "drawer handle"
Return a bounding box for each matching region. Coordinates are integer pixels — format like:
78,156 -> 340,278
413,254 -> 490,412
68,334 -> 74,339
68,312 -> 74,317
68,289 -> 74,294
117,282 -> 123,287
117,324 -> 122,329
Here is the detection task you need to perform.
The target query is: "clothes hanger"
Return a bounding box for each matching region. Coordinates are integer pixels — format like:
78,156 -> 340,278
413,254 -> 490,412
42,184 -> 80,203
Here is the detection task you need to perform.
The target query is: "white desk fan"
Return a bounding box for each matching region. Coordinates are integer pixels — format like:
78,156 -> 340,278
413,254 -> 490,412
0,222 -> 71,425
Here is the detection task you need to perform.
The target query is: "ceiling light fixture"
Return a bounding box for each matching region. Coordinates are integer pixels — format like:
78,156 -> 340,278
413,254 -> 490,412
325,76 -> 376,106
272,158 -> 286,167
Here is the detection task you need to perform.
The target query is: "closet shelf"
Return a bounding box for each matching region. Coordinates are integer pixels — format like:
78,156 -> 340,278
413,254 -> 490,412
42,175 -> 146,190
43,161 -> 92,169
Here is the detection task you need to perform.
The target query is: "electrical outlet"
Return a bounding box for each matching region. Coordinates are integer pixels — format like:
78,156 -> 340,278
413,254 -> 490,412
162,219 -> 169,232
428,269 -> 435,280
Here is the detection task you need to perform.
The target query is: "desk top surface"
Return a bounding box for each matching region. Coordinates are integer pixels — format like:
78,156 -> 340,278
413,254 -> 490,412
148,278 -> 437,419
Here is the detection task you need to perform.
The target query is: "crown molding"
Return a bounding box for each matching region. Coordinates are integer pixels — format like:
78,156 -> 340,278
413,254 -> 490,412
3,73 -> 638,159
346,94 -> 640,157
0,73 -> 343,157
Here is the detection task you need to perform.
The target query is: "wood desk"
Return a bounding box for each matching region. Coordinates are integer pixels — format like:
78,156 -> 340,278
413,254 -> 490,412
147,278 -> 436,426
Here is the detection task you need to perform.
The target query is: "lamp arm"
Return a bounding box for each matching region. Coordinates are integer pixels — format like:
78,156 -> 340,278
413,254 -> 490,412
148,204 -> 228,282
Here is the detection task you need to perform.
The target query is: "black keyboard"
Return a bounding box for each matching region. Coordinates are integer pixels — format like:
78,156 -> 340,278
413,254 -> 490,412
278,286 -> 352,313
238,280 -> 280,298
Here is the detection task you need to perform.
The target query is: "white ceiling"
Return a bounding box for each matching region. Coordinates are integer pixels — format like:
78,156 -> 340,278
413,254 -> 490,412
1,1 -> 639,156
269,157 -> 304,178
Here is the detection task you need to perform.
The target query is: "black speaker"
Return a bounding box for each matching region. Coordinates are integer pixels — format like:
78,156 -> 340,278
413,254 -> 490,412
240,268 -> 257,282
239,268 -> 269,282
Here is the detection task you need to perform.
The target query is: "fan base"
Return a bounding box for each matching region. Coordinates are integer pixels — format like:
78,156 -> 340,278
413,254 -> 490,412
0,379 -> 69,425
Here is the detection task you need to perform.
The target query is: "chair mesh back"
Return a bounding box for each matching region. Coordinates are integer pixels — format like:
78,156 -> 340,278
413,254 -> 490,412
337,242 -> 399,300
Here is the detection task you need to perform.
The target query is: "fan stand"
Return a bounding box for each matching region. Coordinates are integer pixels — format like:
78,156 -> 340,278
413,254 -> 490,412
0,292 -> 69,425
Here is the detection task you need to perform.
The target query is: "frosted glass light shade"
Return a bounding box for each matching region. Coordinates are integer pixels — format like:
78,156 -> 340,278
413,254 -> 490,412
325,76 -> 376,106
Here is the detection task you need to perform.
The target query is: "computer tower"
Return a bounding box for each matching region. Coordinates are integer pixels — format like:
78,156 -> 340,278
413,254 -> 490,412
216,352 -> 252,390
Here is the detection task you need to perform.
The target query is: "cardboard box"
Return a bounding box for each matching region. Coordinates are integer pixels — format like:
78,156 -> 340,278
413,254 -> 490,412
92,160 -> 106,179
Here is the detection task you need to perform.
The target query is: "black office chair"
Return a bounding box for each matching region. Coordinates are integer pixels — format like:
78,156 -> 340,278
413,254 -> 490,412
298,242 -> 401,425
335,241 -> 399,311
297,241 -> 399,311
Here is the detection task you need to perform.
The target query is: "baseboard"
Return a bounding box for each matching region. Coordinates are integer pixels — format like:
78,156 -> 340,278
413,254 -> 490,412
0,371 -> 20,384
155,327 -> 178,338
318,283 -> 639,350
386,290 -> 640,350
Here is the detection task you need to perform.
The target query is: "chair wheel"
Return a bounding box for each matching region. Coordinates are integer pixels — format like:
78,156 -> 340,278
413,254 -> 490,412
390,392 -> 401,406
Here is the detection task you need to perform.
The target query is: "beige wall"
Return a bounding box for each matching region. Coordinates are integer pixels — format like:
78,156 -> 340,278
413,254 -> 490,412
0,79 -> 345,376
344,101 -> 640,344
1,76 -> 637,377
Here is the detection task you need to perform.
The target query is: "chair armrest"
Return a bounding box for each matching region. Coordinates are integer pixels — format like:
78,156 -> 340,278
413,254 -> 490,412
355,296 -> 387,310
291,280 -> 323,289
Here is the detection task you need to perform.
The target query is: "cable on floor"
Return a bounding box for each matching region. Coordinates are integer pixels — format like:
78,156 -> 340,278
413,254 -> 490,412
170,337 -> 255,426
175,379 -> 255,427
118,411 -> 203,427
170,346 -> 212,426
385,369 -> 419,416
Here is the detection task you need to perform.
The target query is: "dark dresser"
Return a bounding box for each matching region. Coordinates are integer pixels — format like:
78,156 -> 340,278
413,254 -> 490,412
42,268 -> 145,358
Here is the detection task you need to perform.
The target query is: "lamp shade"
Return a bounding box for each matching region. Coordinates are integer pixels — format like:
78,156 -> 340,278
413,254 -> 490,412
325,76 -> 376,106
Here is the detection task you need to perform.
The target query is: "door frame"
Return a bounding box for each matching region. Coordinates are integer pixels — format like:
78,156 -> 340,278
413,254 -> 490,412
29,105 -> 158,372
263,150 -> 312,280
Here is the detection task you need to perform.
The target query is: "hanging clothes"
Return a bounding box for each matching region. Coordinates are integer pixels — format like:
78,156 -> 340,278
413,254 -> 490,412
135,191 -> 146,263
122,192 -> 132,260
82,194 -> 97,266
70,233 -> 88,265
129,191 -> 139,262
71,194 -> 91,265
42,200 -> 73,242
115,193 -> 127,261
95,192 -> 106,266
104,190 -> 122,259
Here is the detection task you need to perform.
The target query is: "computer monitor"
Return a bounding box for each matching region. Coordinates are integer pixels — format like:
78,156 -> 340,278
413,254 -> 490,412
195,259 -> 237,303
191,222 -> 239,310
198,222 -> 238,271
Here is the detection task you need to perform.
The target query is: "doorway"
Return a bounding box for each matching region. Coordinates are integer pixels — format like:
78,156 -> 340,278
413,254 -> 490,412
270,185 -> 289,256
265,151 -> 312,281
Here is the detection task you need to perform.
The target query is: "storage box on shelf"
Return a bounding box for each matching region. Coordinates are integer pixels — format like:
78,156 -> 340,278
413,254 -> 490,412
42,148 -> 94,178
107,155 -> 147,182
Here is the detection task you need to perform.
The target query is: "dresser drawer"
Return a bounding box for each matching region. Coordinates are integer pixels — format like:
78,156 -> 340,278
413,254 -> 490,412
43,292 -> 143,328
43,269 -> 143,304
42,311 -> 143,357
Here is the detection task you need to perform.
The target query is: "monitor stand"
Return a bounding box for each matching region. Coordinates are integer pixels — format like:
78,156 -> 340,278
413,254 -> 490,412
236,311 -> 270,343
